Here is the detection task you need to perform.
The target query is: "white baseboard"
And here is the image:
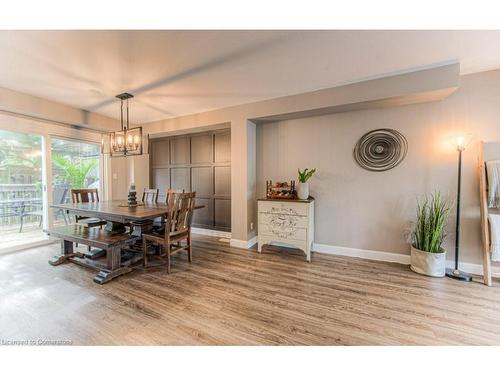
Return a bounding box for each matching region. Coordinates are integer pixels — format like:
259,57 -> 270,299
313,242 -> 500,278
190,228 -> 257,249
313,243 -> 411,265
230,236 -> 257,249
445,260 -> 500,278
192,227 -> 231,238
247,236 -> 258,248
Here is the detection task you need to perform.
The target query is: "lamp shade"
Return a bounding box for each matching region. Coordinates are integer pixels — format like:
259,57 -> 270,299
455,133 -> 473,151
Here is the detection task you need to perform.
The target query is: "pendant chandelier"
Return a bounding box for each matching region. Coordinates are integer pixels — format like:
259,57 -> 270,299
108,92 -> 143,157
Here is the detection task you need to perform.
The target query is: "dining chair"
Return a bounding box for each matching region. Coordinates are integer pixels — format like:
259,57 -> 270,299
71,188 -> 100,203
142,191 -> 196,273
18,184 -> 70,232
71,188 -> 107,253
53,184 -> 70,224
71,189 -> 106,226
166,188 -> 184,201
152,188 -> 184,229
142,188 -> 159,204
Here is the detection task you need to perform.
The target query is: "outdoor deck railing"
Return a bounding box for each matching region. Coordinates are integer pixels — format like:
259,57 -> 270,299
0,184 -> 42,226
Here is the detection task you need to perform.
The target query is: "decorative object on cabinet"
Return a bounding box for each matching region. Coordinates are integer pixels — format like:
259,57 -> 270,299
257,198 -> 314,262
297,168 -> 316,200
266,180 -> 297,200
410,191 -> 451,277
353,128 -> 408,172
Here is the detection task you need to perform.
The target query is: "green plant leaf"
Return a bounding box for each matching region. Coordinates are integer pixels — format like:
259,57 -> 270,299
52,153 -> 98,189
298,168 -> 316,183
412,191 -> 451,253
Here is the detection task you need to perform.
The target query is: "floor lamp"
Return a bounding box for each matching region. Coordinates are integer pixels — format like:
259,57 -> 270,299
446,135 -> 473,282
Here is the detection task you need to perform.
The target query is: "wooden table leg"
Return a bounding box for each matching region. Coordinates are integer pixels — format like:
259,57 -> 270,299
93,246 -> 132,284
104,221 -> 127,234
49,240 -> 83,266
107,246 -> 122,270
130,220 -> 153,237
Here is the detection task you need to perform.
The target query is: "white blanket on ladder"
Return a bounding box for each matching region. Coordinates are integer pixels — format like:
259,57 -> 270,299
488,213 -> 500,261
486,160 -> 500,209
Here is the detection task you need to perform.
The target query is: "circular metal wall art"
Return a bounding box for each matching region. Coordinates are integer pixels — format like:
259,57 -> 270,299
353,128 -> 408,172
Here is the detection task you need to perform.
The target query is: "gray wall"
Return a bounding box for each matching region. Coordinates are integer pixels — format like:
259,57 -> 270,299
257,69 -> 500,266
142,64 -> 458,244
150,129 -> 231,232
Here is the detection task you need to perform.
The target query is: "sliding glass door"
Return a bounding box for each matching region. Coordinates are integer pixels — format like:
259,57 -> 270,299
0,122 -> 104,253
50,138 -> 101,226
0,130 -> 46,252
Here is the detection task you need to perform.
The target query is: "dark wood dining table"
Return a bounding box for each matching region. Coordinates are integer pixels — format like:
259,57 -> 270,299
52,200 -> 204,235
48,200 -> 204,283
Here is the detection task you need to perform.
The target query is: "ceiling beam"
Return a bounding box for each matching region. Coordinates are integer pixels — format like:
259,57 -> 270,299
0,86 -> 120,133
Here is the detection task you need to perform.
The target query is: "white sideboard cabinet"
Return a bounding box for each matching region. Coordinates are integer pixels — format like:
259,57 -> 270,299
257,198 -> 314,262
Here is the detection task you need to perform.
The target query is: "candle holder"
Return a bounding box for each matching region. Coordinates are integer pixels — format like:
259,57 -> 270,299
128,184 -> 138,206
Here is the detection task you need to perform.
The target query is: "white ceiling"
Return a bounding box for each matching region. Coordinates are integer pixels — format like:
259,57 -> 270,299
1,30 -> 500,124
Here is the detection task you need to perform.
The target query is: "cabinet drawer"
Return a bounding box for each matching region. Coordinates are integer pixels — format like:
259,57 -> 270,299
259,224 -> 307,241
258,200 -> 309,217
259,212 -> 309,229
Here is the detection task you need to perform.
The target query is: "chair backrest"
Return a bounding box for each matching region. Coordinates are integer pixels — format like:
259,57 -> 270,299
53,184 -> 69,204
142,188 -> 159,204
71,188 -> 100,203
164,192 -> 196,239
165,188 -> 185,206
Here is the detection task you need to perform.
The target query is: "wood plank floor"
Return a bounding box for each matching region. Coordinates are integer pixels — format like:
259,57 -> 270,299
1,234 -> 500,345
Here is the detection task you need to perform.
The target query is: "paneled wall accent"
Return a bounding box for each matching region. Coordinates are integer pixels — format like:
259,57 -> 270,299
150,129 -> 231,231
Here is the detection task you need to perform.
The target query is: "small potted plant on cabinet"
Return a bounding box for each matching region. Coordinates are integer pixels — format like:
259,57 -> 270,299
410,191 -> 451,277
297,168 -> 316,200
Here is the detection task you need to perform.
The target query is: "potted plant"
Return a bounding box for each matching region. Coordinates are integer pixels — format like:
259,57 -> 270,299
410,191 -> 451,277
297,168 -> 316,200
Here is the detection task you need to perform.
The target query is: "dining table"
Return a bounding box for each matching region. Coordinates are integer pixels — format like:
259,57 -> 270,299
48,199 -> 204,283
53,200 -> 203,234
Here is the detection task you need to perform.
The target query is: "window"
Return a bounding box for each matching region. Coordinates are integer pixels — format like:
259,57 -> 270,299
0,130 -> 45,251
51,138 -> 101,225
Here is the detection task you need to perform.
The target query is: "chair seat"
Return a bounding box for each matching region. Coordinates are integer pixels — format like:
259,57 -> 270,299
143,228 -> 189,244
152,217 -> 163,227
77,217 -> 107,227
